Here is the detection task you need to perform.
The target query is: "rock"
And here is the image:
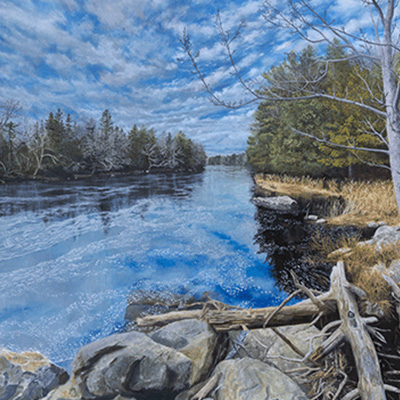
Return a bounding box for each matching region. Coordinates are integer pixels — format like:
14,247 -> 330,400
42,378 -> 81,400
364,225 -> 400,249
389,260 -> 400,283
373,259 -> 400,285
306,215 -> 318,221
125,290 -> 196,326
125,303 -> 169,323
69,320 -> 226,399
252,196 -> 300,215
212,358 -> 309,400
73,331 -> 191,398
0,348 -> 68,400
149,319 -> 226,384
234,324 -> 322,374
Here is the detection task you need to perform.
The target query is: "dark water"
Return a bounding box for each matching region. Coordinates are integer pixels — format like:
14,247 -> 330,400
0,166 -> 287,369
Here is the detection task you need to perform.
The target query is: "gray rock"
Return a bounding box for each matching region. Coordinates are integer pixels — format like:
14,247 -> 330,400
0,349 -> 68,400
212,358 -> 309,400
42,378 -> 82,399
252,196 -> 299,215
149,319 -> 224,384
234,324 -> 322,374
364,225 -> 400,249
125,303 -> 169,323
389,260 -> 400,283
307,215 -> 318,221
316,218 -> 326,224
73,330 -> 192,399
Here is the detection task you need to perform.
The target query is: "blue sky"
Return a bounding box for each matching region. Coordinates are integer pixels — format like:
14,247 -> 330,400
0,0 -> 375,154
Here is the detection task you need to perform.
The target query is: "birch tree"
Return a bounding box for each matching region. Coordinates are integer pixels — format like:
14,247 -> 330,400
181,1 -> 400,215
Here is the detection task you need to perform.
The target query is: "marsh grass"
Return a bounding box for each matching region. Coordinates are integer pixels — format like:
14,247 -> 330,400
255,174 -> 399,226
310,234 -> 400,313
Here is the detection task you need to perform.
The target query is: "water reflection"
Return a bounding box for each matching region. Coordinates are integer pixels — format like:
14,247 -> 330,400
0,167 -> 287,370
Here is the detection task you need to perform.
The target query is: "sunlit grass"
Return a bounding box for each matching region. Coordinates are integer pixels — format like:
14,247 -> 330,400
330,239 -> 400,314
255,174 -> 399,226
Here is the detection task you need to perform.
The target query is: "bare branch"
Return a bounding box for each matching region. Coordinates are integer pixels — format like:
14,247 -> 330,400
291,127 -> 390,155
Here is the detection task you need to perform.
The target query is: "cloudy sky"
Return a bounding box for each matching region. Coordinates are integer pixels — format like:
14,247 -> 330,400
0,0 -> 376,154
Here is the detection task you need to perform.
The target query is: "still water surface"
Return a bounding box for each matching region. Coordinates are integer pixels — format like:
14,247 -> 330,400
0,166 -> 286,369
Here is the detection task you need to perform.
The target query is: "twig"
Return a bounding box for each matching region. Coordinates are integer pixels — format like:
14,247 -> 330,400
263,289 -> 301,327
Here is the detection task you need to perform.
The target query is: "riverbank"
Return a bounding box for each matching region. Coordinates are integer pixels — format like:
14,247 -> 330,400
255,173 -> 399,226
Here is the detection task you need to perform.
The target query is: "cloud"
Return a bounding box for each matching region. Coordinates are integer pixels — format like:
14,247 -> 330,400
0,0 -> 383,155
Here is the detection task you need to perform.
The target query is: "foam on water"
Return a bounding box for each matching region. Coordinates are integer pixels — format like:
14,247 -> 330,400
0,166 -> 287,370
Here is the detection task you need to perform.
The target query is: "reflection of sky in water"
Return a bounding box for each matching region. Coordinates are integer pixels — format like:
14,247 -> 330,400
0,166 -> 286,370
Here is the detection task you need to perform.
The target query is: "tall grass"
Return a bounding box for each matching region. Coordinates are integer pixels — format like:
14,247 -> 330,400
255,174 -> 399,226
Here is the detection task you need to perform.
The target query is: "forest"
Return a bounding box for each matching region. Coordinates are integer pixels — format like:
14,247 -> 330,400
0,107 -> 207,180
246,41 -> 389,179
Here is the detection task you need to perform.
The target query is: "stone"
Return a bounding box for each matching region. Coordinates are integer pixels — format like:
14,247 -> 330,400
73,330 -> 194,399
149,319 -> 225,384
252,196 -> 300,215
234,324 -> 322,374
389,260 -> 400,283
0,348 -> 68,400
212,358 -> 309,400
306,215 -> 318,221
316,218 -> 326,224
42,378 -> 82,400
364,225 -> 400,249
125,290 -> 196,325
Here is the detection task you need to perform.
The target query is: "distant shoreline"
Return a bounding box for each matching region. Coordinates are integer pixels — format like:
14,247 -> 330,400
0,166 -> 208,185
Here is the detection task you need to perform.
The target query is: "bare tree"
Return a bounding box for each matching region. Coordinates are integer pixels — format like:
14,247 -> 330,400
181,1 -> 400,215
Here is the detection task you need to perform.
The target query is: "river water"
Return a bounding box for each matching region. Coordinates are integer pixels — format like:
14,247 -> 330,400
0,166 -> 287,369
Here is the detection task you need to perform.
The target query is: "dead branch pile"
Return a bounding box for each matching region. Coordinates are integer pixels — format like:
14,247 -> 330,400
137,262 -> 400,400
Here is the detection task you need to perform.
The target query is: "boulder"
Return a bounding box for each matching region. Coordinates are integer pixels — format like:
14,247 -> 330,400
43,377 -> 82,399
125,290 -> 196,327
252,196 -> 300,215
72,320 -> 225,400
233,324 -> 322,373
212,358 -> 309,400
73,331 -> 192,399
364,225 -> 400,249
0,348 -> 68,400
149,319 -> 225,384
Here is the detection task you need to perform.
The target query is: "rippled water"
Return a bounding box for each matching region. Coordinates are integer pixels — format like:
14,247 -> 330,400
0,166 -> 287,370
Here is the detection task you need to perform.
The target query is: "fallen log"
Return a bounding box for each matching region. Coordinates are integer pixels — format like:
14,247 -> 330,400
136,297 -> 336,331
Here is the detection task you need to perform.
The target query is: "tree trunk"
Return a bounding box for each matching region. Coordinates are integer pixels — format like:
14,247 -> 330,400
380,3 -> 400,217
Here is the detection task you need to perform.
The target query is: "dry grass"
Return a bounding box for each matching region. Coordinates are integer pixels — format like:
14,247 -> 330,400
255,174 -> 399,226
309,233 -> 400,313
329,240 -> 400,314
255,173 -> 338,198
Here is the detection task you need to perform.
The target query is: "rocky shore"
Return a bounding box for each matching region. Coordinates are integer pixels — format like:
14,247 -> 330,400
2,190 -> 400,400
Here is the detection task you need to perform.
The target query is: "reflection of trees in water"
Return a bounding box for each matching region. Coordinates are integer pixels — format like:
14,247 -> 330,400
0,172 -> 205,218
253,208 -> 363,295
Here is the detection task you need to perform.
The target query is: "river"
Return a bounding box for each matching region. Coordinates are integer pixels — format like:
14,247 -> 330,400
0,166 -> 287,370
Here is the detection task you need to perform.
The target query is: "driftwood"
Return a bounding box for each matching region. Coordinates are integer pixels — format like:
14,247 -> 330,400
136,296 -> 336,331
330,262 -> 386,400
136,261 -> 398,400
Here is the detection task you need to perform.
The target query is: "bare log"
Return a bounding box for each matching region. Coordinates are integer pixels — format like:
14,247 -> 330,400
330,262 -> 386,400
136,298 -> 336,331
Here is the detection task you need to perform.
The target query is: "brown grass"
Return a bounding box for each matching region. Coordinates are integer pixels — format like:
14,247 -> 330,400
310,235 -> 400,313
255,174 -> 399,226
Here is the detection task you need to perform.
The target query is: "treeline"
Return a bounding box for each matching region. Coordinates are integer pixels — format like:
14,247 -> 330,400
247,40 -> 388,179
0,107 -> 206,180
207,153 -> 247,166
